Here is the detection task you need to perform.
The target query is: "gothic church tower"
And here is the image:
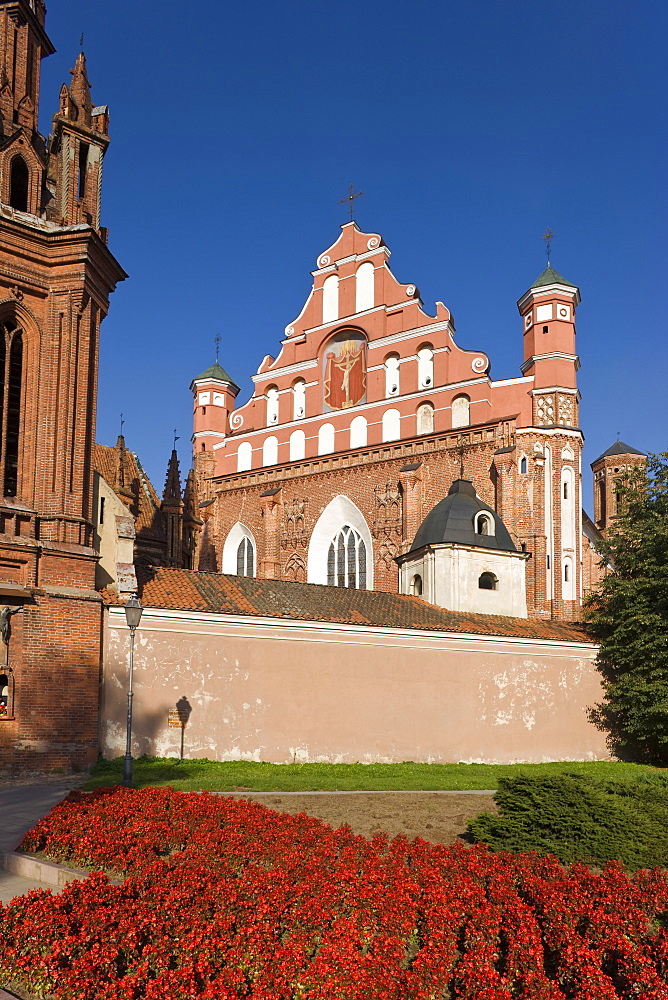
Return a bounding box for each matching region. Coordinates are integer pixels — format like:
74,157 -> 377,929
0,1 -> 125,771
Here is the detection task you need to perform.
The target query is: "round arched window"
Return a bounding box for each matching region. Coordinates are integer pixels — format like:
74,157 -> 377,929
475,512 -> 494,536
478,572 -> 498,591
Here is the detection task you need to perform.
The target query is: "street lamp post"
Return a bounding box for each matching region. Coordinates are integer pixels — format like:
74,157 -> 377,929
122,594 -> 143,788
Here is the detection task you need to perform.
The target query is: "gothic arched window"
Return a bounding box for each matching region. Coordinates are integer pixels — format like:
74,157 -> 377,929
237,537 -> 254,577
0,322 -> 23,497
9,156 -> 29,212
222,523 -> 256,576
327,524 -> 367,589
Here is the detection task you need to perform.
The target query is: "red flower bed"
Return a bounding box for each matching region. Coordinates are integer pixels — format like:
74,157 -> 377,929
2,786 -> 668,999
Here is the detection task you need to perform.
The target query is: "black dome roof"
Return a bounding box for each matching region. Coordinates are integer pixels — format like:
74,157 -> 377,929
410,480 -> 518,553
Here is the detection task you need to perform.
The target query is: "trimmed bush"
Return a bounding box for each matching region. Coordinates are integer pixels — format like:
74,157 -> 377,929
468,771 -> 668,869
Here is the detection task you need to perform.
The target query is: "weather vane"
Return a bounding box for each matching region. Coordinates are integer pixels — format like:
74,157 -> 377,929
173,429 -> 180,450
214,333 -> 221,363
79,33 -> 84,50
119,412 -> 124,435
339,184 -> 364,222
542,227 -> 555,267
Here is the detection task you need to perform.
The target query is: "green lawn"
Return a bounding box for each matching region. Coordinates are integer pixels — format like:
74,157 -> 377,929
83,756 -> 663,792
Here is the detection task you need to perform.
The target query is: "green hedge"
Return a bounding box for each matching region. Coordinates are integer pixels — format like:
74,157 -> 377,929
468,772 -> 668,870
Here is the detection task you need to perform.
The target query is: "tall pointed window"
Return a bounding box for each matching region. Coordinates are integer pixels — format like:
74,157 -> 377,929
9,156 -> 29,212
0,322 -> 23,497
236,536 -> 254,577
327,524 -> 367,589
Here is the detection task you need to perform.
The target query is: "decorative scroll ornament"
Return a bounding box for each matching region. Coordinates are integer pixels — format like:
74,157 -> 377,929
285,325 -> 295,336
471,356 -> 487,373
319,255 -> 331,267
230,412 -> 244,429
406,285 -> 416,297
367,237 -> 380,249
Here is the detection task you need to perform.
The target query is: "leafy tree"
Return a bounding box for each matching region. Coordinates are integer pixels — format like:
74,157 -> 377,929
586,453 -> 668,764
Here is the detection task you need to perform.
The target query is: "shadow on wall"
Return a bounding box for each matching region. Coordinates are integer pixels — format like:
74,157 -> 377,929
131,696 -> 194,762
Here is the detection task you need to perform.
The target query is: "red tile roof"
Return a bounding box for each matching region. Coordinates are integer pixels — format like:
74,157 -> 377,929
103,566 -> 594,644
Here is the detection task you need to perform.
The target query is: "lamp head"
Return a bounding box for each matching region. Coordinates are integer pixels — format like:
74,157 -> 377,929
124,594 -> 143,630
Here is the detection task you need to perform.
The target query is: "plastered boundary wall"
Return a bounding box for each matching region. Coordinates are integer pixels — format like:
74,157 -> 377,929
102,607 -> 608,764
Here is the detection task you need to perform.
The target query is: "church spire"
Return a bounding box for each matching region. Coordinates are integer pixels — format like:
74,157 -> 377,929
161,447 -> 184,567
67,51 -> 93,126
46,46 -> 110,231
162,448 -> 183,504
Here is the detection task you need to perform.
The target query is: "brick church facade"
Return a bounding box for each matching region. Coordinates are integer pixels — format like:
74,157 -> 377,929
0,0 -> 125,770
192,223 -> 593,621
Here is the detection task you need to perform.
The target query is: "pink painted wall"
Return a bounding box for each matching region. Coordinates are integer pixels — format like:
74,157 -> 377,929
102,607 -> 609,764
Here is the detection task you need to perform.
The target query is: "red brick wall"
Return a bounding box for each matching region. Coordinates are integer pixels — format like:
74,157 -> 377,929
198,421 -> 585,621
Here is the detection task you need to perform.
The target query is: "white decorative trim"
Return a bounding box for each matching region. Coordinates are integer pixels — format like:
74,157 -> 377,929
372,319 -> 454,348
230,412 -> 244,429
489,375 -> 533,388
193,430 -> 225,438
528,385 -> 578,396
520,353 -> 580,374
319,255 -> 331,267
406,284 -> 416,296
517,284 -> 580,311
367,237 -> 380,249
252,358 -> 318,383
471,356 -> 488,373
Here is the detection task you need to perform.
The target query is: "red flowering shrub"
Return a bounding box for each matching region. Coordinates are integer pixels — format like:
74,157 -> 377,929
2,786 -> 668,998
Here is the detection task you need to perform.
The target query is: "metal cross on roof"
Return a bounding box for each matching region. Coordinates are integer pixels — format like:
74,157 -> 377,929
339,184 -> 364,222
214,333 -> 221,362
542,227 -> 555,267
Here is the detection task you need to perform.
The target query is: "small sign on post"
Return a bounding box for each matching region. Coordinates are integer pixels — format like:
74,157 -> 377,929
168,709 -> 182,728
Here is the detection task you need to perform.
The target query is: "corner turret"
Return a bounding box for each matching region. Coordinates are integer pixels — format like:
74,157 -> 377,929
517,265 -> 581,428
191,359 -> 240,456
591,440 -> 646,533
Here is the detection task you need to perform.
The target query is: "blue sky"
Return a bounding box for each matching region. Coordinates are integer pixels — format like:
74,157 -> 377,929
38,0 -> 666,506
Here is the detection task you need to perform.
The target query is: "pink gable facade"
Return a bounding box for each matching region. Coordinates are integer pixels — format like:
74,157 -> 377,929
191,223 -> 584,621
